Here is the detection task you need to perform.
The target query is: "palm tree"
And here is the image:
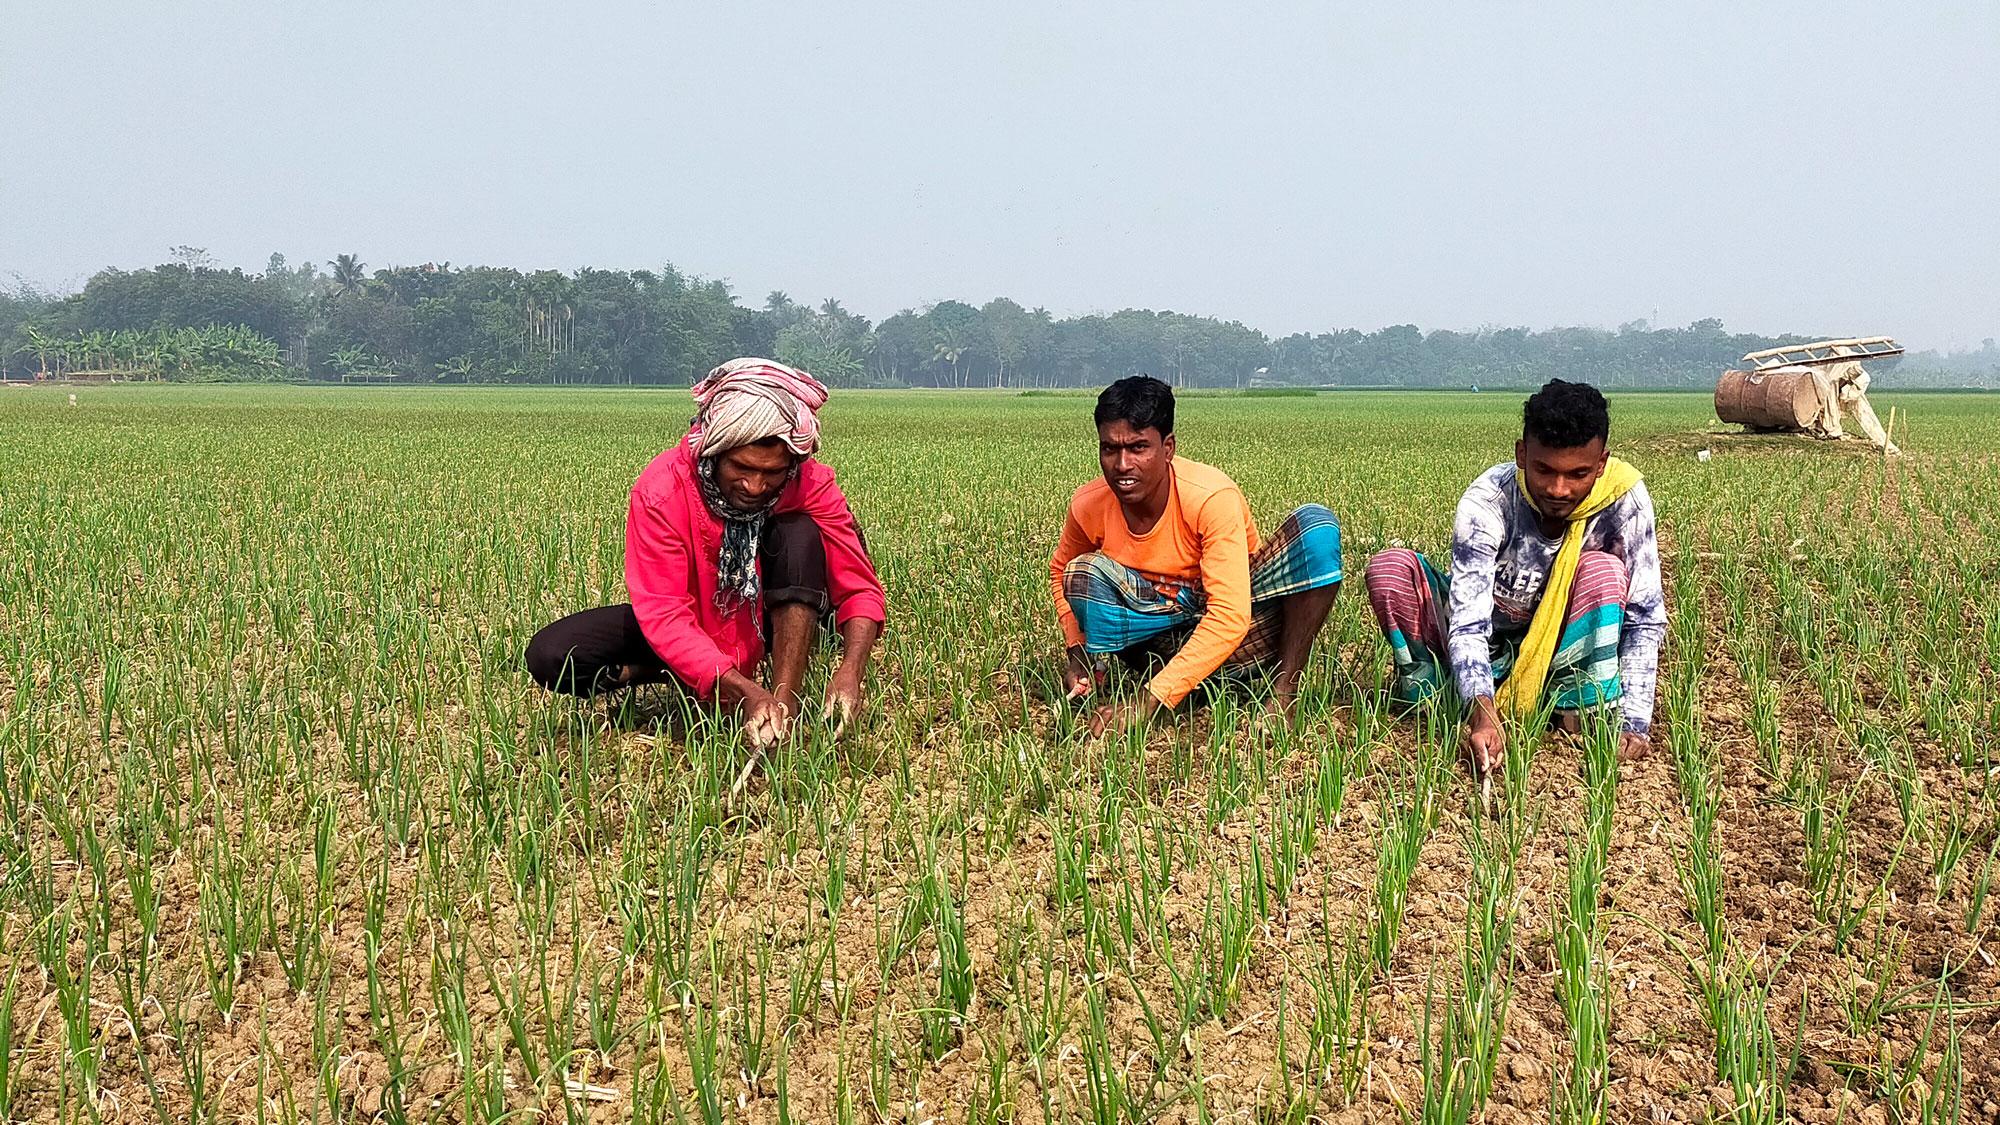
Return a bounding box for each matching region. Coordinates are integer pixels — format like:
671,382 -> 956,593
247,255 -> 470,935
329,254 -> 368,298
932,334 -> 966,388
519,272 -> 576,374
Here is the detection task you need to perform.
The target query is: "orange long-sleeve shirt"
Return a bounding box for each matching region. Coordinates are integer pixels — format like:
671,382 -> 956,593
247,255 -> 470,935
1049,457 -> 1261,708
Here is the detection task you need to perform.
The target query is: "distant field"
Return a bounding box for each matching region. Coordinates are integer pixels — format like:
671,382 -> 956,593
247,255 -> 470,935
1,385 -> 1995,1123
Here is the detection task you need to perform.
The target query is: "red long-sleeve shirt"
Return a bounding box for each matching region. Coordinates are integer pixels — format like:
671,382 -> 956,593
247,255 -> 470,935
625,438 -> 886,698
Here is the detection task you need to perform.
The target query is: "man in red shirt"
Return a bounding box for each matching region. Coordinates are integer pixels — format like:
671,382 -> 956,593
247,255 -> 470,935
526,359 -> 886,750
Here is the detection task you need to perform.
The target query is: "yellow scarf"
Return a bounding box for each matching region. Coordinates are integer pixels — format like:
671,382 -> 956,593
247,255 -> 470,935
1494,456 -> 1642,718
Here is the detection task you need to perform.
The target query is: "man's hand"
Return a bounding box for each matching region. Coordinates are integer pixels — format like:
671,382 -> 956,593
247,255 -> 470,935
1618,729 -> 1652,762
824,664 -> 864,740
823,617 -> 882,741
1088,693 -> 1160,739
719,670 -> 791,750
1062,646 -> 1096,702
1464,696 -> 1505,774
742,686 -> 791,751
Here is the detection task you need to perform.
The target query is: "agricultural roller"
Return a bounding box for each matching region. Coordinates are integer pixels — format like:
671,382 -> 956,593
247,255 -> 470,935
1714,336 -> 1902,453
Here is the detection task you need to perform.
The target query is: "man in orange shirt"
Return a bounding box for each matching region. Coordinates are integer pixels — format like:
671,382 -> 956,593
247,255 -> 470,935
1051,376 -> 1344,736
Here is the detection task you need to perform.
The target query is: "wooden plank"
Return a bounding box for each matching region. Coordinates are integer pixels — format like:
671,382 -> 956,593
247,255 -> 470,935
1743,336 -> 1902,364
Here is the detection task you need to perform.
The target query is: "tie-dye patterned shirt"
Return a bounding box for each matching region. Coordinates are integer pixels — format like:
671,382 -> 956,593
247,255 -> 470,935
1447,462 -> 1666,733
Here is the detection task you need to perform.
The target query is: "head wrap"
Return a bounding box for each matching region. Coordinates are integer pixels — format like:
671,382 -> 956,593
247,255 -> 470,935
687,358 -> 829,611
689,358 -> 829,459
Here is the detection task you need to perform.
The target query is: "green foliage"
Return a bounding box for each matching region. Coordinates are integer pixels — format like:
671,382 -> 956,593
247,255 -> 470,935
15,251 -> 1995,387
14,325 -> 286,382
775,303 -> 873,387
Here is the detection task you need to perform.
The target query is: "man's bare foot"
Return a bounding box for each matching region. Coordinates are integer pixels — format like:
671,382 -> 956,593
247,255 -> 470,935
1553,710 -> 1582,737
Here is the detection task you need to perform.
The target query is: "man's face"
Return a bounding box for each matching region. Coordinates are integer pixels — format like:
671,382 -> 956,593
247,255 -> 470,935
1515,436 -> 1607,521
714,441 -> 797,511
1098,419 -> 1175,504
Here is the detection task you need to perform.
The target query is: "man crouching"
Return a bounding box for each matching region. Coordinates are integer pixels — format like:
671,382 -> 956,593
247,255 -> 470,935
526,359 -> 885,751
1051,375 -> 1344,737
1362,378 -> 1663,773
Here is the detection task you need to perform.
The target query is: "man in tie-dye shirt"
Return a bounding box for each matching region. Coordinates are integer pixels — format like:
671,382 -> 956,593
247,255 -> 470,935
1363,380 -> 1665,771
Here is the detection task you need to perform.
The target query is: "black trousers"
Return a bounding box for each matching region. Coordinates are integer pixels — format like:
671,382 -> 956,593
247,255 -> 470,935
525,512 -> 832,697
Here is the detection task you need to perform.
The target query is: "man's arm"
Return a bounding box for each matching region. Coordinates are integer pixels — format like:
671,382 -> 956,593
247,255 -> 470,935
1144,491 -> 1254,710
796,465 -> 887,628
1049,501 -> 1101,698
823,615 -> 881,736
1447,486 -> 1507,769
625,489 -> 737,697
1612,484 -> 1666,736
789,466 -> 888,735
1446,492 -> 1505,706
1049,502 -> 1096,649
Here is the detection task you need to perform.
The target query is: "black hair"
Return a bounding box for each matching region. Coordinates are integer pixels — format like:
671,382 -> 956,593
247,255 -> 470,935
1521,378 -> 1610,448
1094,374 -> 1175,437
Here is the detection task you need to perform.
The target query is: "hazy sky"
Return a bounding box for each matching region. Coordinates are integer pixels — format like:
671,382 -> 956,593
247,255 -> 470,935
4,2 -> 1996,349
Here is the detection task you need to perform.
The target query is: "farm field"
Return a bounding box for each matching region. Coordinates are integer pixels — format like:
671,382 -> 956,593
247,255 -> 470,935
0,385 -> 1995,1124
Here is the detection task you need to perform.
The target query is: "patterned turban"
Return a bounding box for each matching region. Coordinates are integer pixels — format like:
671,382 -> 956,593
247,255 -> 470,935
689,358 -> 829,459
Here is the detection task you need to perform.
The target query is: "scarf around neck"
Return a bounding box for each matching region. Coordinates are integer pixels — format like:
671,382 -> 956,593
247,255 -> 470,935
696,454 -> 797,612
1494,456 -> 1642,718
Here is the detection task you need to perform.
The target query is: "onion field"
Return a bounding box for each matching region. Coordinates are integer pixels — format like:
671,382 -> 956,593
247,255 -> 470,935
1,385 -> 1995,1124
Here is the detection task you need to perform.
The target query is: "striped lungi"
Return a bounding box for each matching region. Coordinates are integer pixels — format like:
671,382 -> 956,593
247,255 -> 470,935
1362,546 -> 1626,711
1062,504 -> 1343,670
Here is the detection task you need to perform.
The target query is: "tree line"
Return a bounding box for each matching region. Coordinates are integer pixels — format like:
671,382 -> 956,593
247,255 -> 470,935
3,250 -> 1994,388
